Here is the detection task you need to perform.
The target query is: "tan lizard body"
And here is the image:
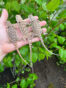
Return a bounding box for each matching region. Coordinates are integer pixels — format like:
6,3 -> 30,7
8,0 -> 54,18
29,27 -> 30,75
6,21 -> 29,66
16,15 -> 34,72
28,15 -> 59,56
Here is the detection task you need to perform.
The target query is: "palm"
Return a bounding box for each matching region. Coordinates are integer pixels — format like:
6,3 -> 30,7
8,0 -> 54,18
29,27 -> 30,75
0,21 -> 9,44
0,9 -> 46,61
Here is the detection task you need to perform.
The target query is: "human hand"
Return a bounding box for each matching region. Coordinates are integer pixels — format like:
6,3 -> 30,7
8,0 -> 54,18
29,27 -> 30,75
0,9 -> 47,61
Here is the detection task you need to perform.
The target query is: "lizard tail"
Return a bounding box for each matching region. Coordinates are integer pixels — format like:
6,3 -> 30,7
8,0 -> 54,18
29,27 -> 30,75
29,42 -> 34,73
14,44 -> 30,67
16,48 -> 30,66
40,36 -> 59,56
16,48 -> 31,67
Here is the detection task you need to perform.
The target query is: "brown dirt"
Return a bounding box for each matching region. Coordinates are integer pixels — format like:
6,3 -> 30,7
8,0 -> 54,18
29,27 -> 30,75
34,57 -> 66,88
0,57 -> 66,88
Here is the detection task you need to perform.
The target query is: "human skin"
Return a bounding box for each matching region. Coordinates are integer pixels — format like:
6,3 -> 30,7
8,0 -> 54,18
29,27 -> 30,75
0,9 -> 47,61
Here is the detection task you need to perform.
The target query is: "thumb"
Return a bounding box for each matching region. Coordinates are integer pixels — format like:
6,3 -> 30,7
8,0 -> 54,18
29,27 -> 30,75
0,54 -> 6,62
1,9 -> 8,23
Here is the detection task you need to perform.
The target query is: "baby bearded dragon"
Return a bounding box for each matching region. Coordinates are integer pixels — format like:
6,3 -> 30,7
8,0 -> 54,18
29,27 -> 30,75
6,21 -> 29,65
28,15 -> 59,56
27,32 -> 34,73
16,15 -> 34,72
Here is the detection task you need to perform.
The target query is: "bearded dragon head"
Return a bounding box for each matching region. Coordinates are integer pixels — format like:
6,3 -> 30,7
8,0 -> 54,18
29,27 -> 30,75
28,14 -> 35,22
16,15 -> 23,23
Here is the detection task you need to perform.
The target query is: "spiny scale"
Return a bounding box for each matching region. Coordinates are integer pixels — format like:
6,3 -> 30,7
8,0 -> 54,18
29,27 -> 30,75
7,21 -> 18,43
6,21 -> 30,66
28,15 -> 59,56
16,15 -> 34,72
16,15 -> 28,36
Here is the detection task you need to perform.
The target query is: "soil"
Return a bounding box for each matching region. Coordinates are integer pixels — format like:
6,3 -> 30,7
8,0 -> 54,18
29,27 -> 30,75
34,57 -> 66,88
0,57 -> 66,88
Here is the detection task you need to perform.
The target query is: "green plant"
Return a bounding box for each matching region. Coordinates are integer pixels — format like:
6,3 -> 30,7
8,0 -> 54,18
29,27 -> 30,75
0,0 -> 66,87
7,73 -> 38,88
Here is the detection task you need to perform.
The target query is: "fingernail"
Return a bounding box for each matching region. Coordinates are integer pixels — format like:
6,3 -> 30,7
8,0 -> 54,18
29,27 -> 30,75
43,28 -> 47,33
2,9 -> 6,12
43,21 -> 47,25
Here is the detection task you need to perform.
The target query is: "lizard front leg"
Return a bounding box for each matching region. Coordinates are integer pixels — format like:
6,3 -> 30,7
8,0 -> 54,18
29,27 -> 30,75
6,21 -> 30,66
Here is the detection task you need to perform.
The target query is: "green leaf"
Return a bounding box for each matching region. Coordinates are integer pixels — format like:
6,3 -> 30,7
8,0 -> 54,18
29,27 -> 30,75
48,35 -> 55,42
33,41 -> 41,46
21,0 -> 26,4
54,27 -> 59,31
21,4 -> 35,14
32,46 -> 38,52
55,45 -> 61,49
59,48 -> 63,58
60,24 -> 64,30
62,50 -> 66,60
39,53 -> 45,61
7,83 -> 10,88
47,0 -> 60,11
21,70 -> 25,74
50,43 -> 57,48
26,73 -> 38,86
12,84 -> 17,88
32,53 -> 38,63
45,50 -> 52,60
27,77 -> 33,85
5,2 -> 11,13
60,0 -> 63,4
59,48 -> 66,62
57,36 -> 65,44
30,84 -> 34,88
39,47 -> 44,53
25,68 -> 31,72
29,73 -> 38,80
35,0 -> 42,5
16,77 -> 20,82
5,1 -> 20,13
20,46 -> 29,56
15,55 -> 21,67
64,22 -> 66,29
11,1 -> 20,12
0,63 -> 4,72
3,57 -> 13,67
20,79 -> 27,88
39,11 -> 47,19
42,2 -> 47,11
15,69 -> 19,74
58,9 -> 66,19
50,20 -> 58,27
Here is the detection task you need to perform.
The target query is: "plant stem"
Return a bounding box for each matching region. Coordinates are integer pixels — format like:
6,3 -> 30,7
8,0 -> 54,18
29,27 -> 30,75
18,0 -> 21,3
45,18 -> 66,37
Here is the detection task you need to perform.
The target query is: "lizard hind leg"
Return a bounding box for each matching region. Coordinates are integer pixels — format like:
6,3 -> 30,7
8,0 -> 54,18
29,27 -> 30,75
40,36 -> 59,56
29,41 -> 34,73
14,43 -> 30,67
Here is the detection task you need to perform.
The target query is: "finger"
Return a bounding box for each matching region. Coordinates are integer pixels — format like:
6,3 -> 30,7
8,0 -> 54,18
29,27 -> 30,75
40,21 -> 47,26
0,54 -> 6,62
24,16 -> 38,22
2,37 -> 40,53
42,28 -> 47,33
29,21 -> 47,31
0,9 -> 8,23
15,16 -> 38,26
25,27 -> 47,33
14,21 -> 47,32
